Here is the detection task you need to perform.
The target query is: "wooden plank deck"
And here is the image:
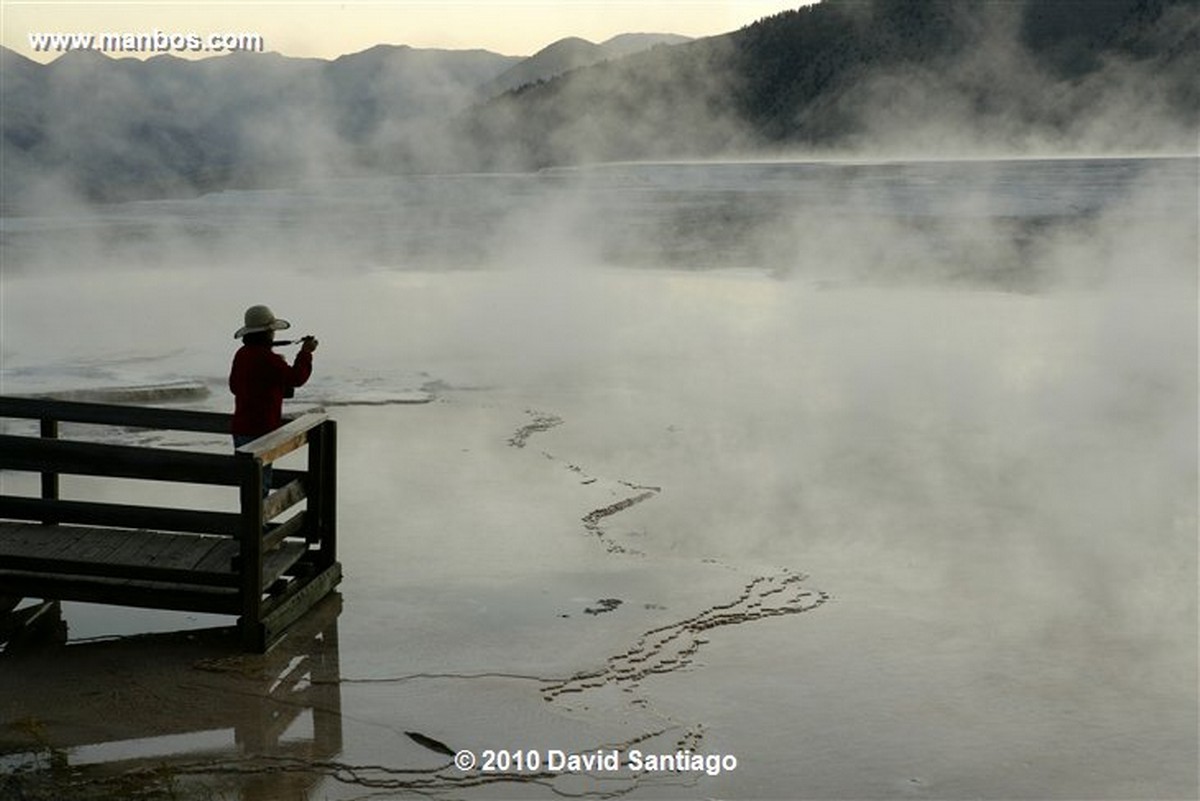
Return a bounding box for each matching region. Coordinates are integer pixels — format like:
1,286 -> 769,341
0,399 -> 340,652
0,523 -> 309,594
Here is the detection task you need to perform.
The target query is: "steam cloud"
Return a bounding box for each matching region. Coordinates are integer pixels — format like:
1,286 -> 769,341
0,3 -> 1195,793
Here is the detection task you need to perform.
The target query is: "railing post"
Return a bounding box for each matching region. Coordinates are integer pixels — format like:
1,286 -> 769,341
237,453 -> 265,651
39,418 -> 59,525
307,419 -> 337,569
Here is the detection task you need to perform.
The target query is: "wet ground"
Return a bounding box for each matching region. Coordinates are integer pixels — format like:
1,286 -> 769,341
1,251 -> 1196,799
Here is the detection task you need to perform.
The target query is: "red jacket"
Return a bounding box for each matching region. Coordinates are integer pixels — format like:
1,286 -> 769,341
229,344 -> 313,436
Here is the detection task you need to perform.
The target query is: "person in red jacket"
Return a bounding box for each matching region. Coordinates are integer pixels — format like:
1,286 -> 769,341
229,304 -> 318,464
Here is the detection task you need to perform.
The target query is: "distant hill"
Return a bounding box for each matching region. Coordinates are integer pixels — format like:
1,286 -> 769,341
0,44 -> 521,205
484,38 -> 611,96
600,33 -> 693,58
457,0 -> 1199,170
483,34 -> 691,97
0,33 -> 695,206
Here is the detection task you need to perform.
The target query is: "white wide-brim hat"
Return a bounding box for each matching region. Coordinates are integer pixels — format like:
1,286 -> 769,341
234,304 -> 291,338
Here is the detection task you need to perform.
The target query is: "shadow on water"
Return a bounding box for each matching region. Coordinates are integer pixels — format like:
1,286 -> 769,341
0,593 -> 344,801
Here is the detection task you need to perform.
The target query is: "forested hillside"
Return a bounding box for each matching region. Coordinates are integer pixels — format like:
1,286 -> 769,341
458,0 -> 1199,170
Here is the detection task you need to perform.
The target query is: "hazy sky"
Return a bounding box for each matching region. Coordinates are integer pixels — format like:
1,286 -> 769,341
3,1 -> 812,62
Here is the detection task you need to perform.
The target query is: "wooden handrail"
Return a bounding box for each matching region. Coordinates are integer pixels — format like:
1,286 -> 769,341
0,395 -> 231,433
0,496 -> 241,536
0,435 -> 243,485
234,411 -> 329,466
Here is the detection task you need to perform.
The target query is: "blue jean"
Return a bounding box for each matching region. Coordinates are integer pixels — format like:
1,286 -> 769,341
233,434 -> 272,496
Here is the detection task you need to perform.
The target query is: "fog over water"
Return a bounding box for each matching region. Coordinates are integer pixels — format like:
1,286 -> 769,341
2,155 -> 1195,597
1,155 -> 1196,797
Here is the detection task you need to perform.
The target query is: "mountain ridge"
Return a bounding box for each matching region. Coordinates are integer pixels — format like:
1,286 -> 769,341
456,0 -> 1198,171
483,33 -> 692,96
2,0 -> 1196,207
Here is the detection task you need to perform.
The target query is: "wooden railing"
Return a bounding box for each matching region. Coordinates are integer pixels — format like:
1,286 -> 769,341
0,396 -> 340,651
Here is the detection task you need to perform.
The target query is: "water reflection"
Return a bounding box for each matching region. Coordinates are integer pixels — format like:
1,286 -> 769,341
0,598 -> 68,650
0,594 -> 343,801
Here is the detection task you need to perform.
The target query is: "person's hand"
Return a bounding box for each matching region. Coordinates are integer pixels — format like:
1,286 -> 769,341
301,336 -> 319,353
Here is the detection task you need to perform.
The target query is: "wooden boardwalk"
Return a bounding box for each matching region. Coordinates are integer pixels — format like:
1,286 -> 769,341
0,396 -> 341,651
